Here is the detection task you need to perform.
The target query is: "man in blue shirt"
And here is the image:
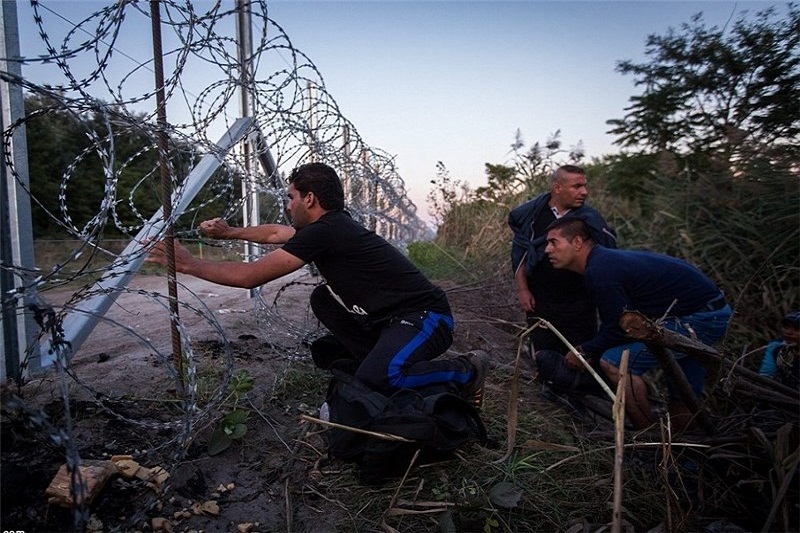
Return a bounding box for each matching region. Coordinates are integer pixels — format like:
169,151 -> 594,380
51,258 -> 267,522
544,217 -> 731,431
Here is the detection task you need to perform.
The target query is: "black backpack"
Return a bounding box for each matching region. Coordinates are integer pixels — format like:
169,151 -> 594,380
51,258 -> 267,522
323,367 -> 487,485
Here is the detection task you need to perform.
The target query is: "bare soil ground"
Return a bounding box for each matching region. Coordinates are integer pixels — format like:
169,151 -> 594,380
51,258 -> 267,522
3,272 -> 796,533
0,272 -> 533,533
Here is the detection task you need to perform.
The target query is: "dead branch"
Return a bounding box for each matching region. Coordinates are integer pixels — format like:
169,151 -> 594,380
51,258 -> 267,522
620,311 -> 799,406
649,343 -> 716,435
611,349 -> 629,533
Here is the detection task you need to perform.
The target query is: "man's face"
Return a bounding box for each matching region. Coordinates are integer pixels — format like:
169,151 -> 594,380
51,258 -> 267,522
544,228 -> 578,270
286,184 -> 311,229
552,172 -> 588,209
782,325 -> 800,345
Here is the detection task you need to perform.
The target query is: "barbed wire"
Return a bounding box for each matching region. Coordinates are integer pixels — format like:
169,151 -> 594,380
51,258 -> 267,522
1,0 -> 430,517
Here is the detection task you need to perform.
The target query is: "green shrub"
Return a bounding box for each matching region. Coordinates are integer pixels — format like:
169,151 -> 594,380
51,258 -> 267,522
407,241 -> 476,283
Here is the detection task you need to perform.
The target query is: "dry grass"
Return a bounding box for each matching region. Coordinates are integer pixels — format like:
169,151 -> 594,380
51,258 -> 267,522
425,166 -> 799,531
32,238 -> 244,289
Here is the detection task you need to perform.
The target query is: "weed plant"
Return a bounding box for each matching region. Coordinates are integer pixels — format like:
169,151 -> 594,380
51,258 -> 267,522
405,156 -> 799,531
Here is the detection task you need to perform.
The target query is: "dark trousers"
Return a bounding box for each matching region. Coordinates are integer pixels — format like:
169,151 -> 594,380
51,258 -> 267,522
310,285 -> 469,392
527,298 -> 598,353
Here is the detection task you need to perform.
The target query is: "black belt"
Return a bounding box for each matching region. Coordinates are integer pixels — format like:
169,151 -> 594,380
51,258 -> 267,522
704,293 -> 727,311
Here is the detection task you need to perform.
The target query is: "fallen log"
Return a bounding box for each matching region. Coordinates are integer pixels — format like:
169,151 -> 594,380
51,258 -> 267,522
649,343 -> 716,435
618,311 -> 716,434
620,311 -> 799,403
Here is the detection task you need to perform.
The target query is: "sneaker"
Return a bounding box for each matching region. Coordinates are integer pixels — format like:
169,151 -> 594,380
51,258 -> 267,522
463,350 -> 490,408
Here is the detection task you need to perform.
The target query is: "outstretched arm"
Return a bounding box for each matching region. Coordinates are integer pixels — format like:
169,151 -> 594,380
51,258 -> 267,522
200,217 -> 296,244
145,238 -> 306,289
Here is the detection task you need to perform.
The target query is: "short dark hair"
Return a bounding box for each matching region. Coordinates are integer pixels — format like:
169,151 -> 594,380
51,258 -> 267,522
288,162 -> 345,211
551,164 -> 586,184
782,311 -> 800,329
546,217 -> 592,241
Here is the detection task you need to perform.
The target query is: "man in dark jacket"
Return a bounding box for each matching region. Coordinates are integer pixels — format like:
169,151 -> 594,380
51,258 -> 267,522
508,165 -> 616,353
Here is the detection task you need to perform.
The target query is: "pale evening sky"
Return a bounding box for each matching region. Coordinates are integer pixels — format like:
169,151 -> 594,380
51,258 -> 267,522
12,1 -> 784,221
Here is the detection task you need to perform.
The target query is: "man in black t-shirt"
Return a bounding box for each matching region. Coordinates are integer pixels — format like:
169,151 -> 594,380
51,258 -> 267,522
147,163 -> 487,398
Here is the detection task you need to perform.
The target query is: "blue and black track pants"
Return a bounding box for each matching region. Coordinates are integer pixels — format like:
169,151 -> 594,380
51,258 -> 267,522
310,285 -> 472,393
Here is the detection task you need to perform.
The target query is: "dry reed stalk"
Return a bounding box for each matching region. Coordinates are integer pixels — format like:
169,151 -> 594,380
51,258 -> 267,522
492,330 -> 527,464
761,426 -> 800,533
285,477 -> 293,533
536,318 -> 617,402
611,349 -> 630,533
382,448 -> 421,533
658,419 -> 675,533
300,414 -> 416,442
544,442 -> 709,472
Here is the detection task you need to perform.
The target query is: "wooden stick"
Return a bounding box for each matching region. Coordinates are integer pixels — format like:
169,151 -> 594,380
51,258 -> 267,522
619,311 -> 715,435
648,343 -> 716,435
611,349 -> 630,533
621,311 -> 798,400
729,385 -> 800,408
300,414 -> 416,443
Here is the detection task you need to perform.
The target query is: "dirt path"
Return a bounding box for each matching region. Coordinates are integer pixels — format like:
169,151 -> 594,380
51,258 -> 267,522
2,272 -> 521,532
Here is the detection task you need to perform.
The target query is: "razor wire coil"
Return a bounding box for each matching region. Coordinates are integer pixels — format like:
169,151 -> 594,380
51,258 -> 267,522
2,1 -> 429,520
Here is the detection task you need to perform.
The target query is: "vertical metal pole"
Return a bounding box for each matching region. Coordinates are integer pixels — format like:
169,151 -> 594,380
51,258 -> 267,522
342,124 -> 350,206
0,0 -> 38,381
359,151 -> 368,217
369,156 -> 377,231
150,0 -> 184,393
307,81 -> 317,161
235,0 -> 259,276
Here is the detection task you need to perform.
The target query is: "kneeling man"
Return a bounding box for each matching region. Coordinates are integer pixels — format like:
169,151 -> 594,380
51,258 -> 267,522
544,218 -> 731,431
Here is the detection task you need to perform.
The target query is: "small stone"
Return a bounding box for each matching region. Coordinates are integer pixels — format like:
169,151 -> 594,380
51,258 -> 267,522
114,459 -> 141,479
201,500 -> 220,516
150,517 -> 172,532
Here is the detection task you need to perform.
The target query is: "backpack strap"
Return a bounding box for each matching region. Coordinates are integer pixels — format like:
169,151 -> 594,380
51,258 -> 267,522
329,368 -> 388,418
421,392 -> 488,448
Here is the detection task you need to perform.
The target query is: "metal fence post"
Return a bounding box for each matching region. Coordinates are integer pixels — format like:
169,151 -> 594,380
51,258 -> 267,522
0,0 -> 39,382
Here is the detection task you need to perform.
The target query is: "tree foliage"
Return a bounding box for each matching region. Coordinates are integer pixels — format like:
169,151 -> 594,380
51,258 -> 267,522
475,129 -> 584,202
426,161 -> 473,226
429,6 -> 799,351
23,94 -> 238,239
607,4 -> 800,164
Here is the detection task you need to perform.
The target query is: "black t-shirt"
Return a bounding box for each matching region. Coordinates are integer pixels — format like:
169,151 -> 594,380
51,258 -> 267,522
529,208 -> 590,303
281,211 -> 450,321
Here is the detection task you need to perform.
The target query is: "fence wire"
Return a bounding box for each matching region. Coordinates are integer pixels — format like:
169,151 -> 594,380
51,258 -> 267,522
1,1 -> 430,523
